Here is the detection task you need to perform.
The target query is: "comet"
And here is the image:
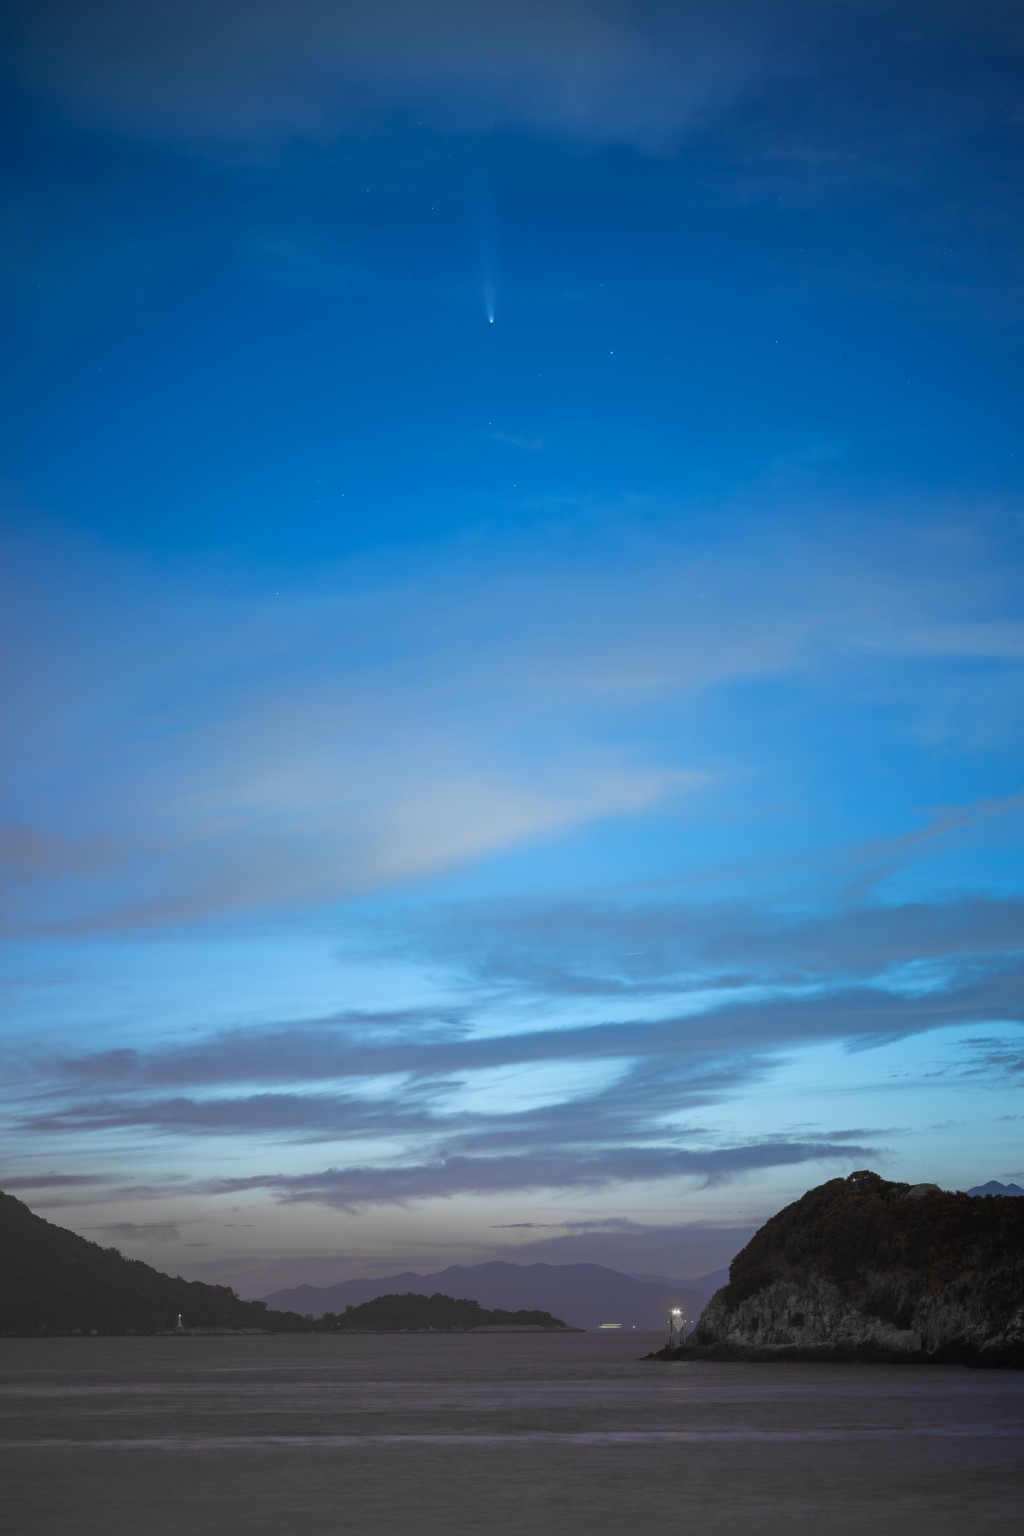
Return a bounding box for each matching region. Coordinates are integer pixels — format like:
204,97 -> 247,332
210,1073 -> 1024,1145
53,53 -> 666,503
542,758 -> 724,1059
483,281 -> 495,325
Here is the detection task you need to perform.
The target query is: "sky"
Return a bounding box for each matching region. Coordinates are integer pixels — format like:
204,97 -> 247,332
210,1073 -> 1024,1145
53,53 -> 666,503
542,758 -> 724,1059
1,0 -> 1022,1297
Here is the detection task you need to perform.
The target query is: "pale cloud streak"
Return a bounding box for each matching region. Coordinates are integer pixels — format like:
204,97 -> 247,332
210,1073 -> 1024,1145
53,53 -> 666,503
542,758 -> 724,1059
196,1138 -> 882,1209
2,514 -> 1021,934
6,0 -> 813,151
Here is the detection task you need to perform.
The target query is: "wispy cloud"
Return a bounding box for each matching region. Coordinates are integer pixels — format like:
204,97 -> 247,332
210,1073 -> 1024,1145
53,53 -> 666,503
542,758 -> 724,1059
31,955 -> 1023,1102
930,1035 -> 1024,1082
2,514 -> 1021,935
84,1221 -> 183,1243
426,887 -> 1024,994
198,1137 -> 881,1210
18,1088 -> 448,1142
488,1216 -> 761,1278
492,1217 -> 652,1231
1,1171 -> 111,1190
5,0 -> 814,151
4,0 -> 1024,1294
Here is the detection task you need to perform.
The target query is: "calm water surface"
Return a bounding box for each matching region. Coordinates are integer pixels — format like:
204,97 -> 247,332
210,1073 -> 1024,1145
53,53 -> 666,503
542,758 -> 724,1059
3,1333 -> 1022,1534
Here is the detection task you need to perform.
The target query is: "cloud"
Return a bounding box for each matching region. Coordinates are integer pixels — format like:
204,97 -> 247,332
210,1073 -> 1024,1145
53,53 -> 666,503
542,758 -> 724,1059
171,1216 -> 756,1294
13,937 -> 1019,1171
420,884 -> 1024,997
492,1217 -> 760,1277
491,1216 -> 649,1231
35,968 -> 1020,1104
5,0 -> 812,151
18,1088 -> 448,1142
937,1035 -> 1024,1081
51,1007 -> 470,1089
896,623 -> 1024,662
84,1221 -> 183,1243
1,531 -> 723,934
5,887 -> 1015,1236
201,1137 -> 880,1209
2,513 -> 1021,934
1,1172 -> 110,1190
0,825 -> 119,883
11,1043 -> 770,1170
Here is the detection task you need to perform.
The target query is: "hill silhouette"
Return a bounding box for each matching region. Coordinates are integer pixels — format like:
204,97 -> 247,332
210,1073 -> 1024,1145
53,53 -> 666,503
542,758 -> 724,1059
263,1260 -> 706,1330
651,1171 -> 1024,1367
0,1191 -> 311,1335
322,1291 -> 575,1331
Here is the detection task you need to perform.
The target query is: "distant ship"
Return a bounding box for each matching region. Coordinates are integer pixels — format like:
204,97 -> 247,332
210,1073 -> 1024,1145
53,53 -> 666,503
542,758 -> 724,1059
597,1322 -> 623,1330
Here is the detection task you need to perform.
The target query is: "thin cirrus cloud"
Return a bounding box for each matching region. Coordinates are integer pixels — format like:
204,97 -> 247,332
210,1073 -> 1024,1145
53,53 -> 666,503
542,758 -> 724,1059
14,1054 -> 765,1149
3,898 -> 1015,1217
18,1088 -> 450,1142
12,863 -> 1023,1119
488,1217 -> 761,1277
0,1172 -> 110,1190
4,0 -> 816,149
2,515 -> 1022,936
196,1140 -> 882,1210
7,943 -> 1016,1209
84,1221 -> 183,1244
425,889 -> 1024,997
31,960 -> 1024,1102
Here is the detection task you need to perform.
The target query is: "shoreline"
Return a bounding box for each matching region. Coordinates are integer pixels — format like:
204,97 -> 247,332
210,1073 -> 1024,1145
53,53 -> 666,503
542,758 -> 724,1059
646,1341 -> 1024,1369
1,1325 -> 584,1339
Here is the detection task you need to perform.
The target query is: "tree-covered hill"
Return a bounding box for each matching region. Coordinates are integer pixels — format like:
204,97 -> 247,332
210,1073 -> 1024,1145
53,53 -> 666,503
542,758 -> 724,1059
652,1171 -> 1024,1367
0,1190 -> 311,1335
719,1170 -> 1024,1312
322,1291 -> 575,1331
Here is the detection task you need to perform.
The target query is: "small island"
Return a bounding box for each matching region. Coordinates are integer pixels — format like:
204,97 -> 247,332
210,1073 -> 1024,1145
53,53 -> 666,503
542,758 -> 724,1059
648,1170 -> 1024,1369
320,1291 -> 579,1332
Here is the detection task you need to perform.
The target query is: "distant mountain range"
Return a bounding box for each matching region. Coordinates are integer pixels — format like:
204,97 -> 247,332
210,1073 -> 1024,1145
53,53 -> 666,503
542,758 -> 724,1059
627,1267 -> 730,1292
967,1181 -> 1024,1197
262,1260 -> 708,1330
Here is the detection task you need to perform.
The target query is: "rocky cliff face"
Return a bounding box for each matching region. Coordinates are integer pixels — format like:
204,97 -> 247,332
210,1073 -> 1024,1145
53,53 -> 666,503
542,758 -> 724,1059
659,1171 -> 1024,1367
693,1267 -> 1023,1362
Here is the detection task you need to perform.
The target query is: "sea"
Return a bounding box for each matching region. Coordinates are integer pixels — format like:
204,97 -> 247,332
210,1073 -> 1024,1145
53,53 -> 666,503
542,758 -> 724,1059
3,1332 -> 1022,1535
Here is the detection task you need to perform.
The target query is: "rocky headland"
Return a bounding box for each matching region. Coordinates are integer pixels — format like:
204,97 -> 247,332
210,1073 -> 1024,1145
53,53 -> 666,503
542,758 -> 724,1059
649,1171 -> 1024,1368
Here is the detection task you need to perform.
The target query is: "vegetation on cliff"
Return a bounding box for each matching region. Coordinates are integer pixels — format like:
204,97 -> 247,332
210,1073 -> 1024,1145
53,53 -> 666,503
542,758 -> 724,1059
719,1170 -> 1023,1316
321,1291 -> 573,1331
651,1172 -> 1024,1367
0,1191 -> 312,1335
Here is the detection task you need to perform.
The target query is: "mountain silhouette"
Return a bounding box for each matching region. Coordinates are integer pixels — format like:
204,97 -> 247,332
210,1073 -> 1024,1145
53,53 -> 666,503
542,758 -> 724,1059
0,1190 -> 310,1335
656,1171 -> 1024,1367
262,1260 -> 706,1330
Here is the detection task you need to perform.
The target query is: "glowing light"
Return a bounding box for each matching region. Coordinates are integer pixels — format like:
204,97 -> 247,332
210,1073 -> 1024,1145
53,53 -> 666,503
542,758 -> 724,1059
483,281 -> 495,326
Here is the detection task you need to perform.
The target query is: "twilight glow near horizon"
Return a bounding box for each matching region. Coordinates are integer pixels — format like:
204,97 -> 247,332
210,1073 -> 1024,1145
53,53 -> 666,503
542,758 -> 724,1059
1,1 -> 1022,1297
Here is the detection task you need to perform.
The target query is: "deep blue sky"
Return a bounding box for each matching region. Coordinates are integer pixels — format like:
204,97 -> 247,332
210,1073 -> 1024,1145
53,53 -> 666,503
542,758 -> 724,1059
1,1 -> 1022,1292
